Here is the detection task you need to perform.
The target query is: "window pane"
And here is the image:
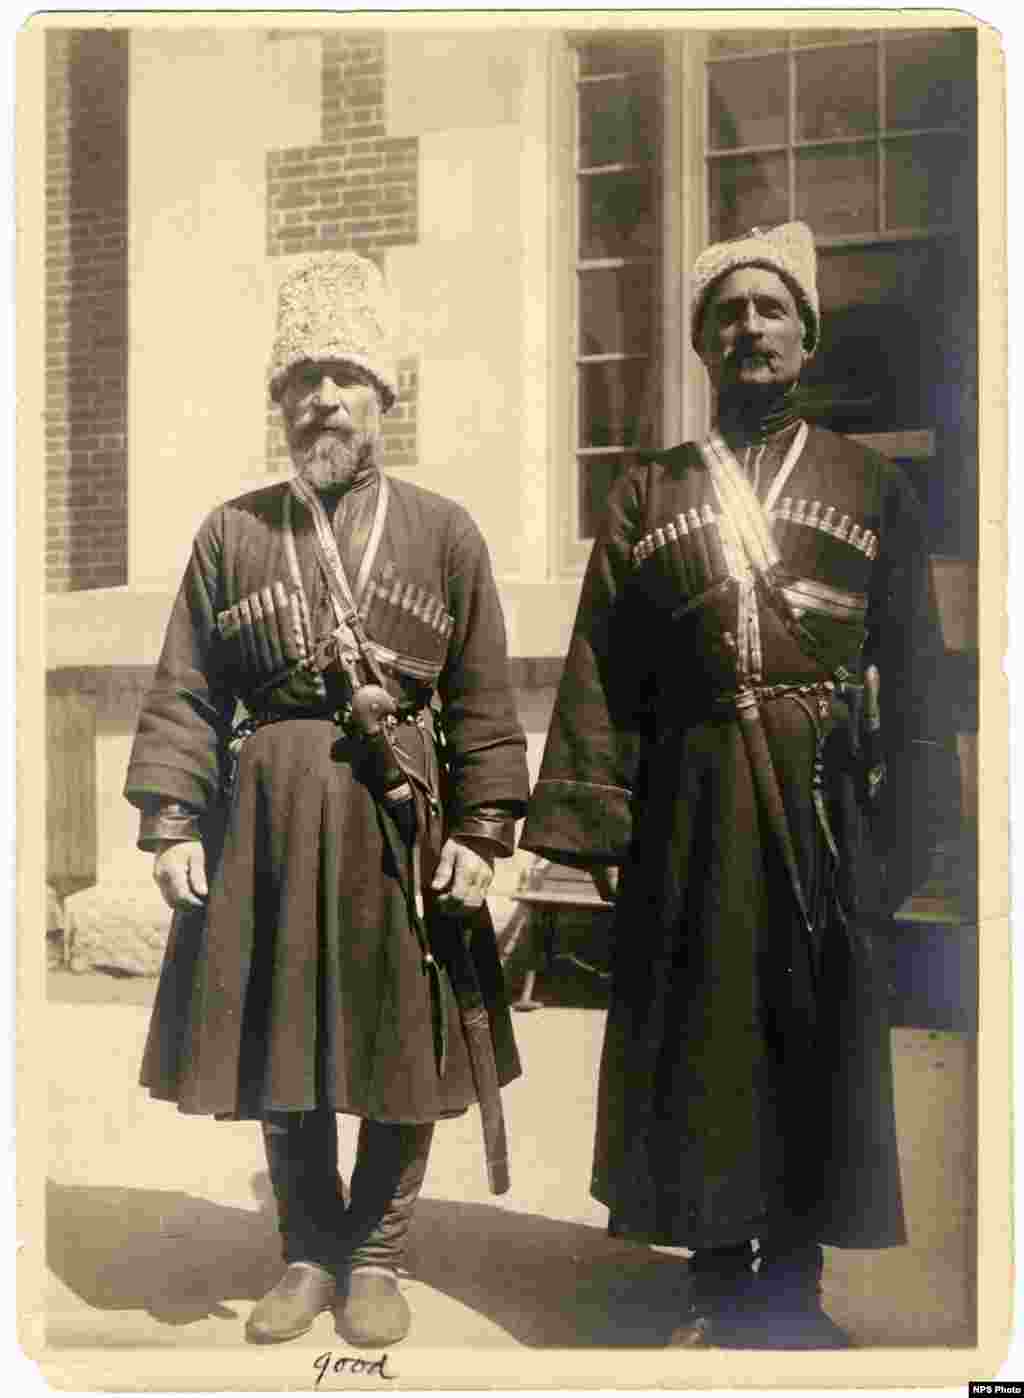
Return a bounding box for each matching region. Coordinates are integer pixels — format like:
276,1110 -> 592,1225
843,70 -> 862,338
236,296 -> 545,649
579,77 -> 660,168
801,242 -> 946,434
579,169 -> 658,260
574,38 -> 663,548
805,238 -> 976,553
792,28 -> 868,48
796,44 -> 877,141
576,38 -> 661,78
708,153 -> 789,240
578,361 -> 657,449
796,144 -> 877,236
885,30 -> 975,131
885,134 -> 967,229
579,454 -> 630,539
579,264 -> 655,357
708,31 -> 787,57
708,55 -> 788,150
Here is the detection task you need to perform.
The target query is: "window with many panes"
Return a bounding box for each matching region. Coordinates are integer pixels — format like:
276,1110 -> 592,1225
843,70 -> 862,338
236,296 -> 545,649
707,28 -> 974,242
572,36 -> 664,541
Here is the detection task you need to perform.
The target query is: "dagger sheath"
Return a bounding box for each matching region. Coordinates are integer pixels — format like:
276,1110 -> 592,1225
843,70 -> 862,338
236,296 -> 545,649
734,687 -> 813,946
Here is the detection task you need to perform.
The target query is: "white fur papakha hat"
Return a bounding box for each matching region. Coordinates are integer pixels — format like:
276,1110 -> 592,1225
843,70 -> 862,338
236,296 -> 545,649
690,221 -> 820,354
268,252 -> 398,410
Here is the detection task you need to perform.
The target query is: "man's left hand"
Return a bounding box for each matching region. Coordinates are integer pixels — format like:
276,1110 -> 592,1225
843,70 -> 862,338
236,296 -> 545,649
431,837 -> 495,914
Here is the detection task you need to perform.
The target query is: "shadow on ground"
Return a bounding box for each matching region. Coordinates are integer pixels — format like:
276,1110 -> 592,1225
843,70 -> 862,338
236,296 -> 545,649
46,1178 -> 283,1327
47,1177 -> 687,1346
407,1197 -> 686,1347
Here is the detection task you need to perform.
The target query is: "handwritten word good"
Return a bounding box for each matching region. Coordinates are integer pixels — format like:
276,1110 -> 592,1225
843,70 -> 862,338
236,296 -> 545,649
313,1352 -> 396,1386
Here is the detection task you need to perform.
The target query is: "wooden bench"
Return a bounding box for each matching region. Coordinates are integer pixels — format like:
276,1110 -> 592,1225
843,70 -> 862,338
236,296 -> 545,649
504,860 -> 614,1009
886,839 -> 977,1033
504,845 -> 977,1031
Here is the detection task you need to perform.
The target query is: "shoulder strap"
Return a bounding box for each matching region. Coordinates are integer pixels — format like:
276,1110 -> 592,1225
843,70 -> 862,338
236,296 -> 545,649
763,420 -> 809,515
701,421 -> 808,575
288,476 -> 387,688
699,422 -> 809,687
289,475 -> 360,617
354,471 -> 390,603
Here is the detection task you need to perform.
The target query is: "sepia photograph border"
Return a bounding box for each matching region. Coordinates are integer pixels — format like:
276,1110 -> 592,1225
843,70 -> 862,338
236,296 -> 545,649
12,5 -> 1012,1391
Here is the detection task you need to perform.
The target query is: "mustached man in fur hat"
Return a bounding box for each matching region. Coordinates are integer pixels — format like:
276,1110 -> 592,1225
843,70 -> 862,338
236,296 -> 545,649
522,223 -> 950,1347
126,253 -> 529,1347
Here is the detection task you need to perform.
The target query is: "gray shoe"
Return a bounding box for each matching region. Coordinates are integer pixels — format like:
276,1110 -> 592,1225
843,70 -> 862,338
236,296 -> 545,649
246,1262 -> 336,1344
335,1265 -> 411,1347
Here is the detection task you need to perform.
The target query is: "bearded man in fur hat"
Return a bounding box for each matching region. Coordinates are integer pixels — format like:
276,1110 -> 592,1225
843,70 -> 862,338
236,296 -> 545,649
522,223 -> 949,1347
125,252 -> 529,1347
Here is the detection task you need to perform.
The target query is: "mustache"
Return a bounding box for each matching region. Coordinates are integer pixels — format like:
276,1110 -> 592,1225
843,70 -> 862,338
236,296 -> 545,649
723,349 -> 778,375
289,414 -> 354,447
730,341 -> 776,364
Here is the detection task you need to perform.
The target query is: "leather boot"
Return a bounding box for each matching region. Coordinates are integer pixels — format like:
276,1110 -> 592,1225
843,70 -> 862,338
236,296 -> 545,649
754,1241 -> 851,1349
670,1241 -> 756,1347
246,1261 -> 337,1344
334,1120 -> 434,1347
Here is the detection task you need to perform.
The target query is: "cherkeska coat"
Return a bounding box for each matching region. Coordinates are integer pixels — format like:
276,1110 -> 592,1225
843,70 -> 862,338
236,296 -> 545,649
521,423 -> 948,1251
126,470 -> 529,1124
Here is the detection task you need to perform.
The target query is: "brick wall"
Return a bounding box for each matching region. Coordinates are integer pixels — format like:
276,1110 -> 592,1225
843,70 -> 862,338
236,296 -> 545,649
46,30 -> 130,593
265,32 -> 419,471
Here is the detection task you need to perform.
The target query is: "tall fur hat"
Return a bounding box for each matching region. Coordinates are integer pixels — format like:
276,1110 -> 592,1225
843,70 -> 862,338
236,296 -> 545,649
690,221 -> 820,354
268,252 -> 398,410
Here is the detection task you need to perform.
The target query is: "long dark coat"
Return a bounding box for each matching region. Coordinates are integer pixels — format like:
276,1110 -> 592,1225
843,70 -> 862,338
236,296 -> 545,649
521,424 -> 948,1250
125,471 -> 529,1123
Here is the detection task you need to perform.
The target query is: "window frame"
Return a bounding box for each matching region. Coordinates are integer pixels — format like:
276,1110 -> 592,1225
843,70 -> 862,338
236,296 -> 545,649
572,37 -> 663,550
556,32 -> 706,574
704,28 -> 974,250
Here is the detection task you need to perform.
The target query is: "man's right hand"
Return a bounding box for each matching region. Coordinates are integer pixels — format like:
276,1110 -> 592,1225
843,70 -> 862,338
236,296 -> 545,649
153,840 -> 209,910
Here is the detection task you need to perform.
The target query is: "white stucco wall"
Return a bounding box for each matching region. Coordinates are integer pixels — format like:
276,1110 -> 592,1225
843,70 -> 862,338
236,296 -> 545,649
387,31 -> 527,137
387,122 -> 525,568
128,30 -> 321,588
385,31 -> 540,584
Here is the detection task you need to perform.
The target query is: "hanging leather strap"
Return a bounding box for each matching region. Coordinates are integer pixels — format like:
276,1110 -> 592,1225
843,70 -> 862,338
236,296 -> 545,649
289,476 -> 389,689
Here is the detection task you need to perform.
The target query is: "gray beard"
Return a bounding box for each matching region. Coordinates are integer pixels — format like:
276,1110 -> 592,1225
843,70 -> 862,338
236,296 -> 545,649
290,430 -> 381,493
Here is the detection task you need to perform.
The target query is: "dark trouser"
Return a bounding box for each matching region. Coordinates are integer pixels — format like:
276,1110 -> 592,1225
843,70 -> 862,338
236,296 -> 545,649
262,1110 -> 434,1274
756,1238 -> 824,1304
689,1238 -> 823,1310
688,1242 -> 756,1310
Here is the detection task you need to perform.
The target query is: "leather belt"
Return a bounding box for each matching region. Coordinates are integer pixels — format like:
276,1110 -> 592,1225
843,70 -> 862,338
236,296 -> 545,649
222,704 -> 430,796
234,701 -> 427,739
710,679 -> 835,717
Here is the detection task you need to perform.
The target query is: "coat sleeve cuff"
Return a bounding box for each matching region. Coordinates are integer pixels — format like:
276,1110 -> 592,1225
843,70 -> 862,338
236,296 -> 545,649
137,801 -> 203,852
520,778 -> 632,866
449,806 -> 519,858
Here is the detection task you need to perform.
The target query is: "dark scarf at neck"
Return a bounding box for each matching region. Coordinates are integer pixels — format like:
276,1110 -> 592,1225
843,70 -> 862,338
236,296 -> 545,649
314,460 -> 380,520
715,387 -> 806,496
716,384 -> 805,449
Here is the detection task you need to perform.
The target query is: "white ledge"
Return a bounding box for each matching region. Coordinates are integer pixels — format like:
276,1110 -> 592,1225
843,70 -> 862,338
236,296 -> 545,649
46,577 -> 589,668
45,558 -> 975,669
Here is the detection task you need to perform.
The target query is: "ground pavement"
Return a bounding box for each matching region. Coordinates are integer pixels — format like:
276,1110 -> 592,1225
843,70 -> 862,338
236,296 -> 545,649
27,966 -> 976,1390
